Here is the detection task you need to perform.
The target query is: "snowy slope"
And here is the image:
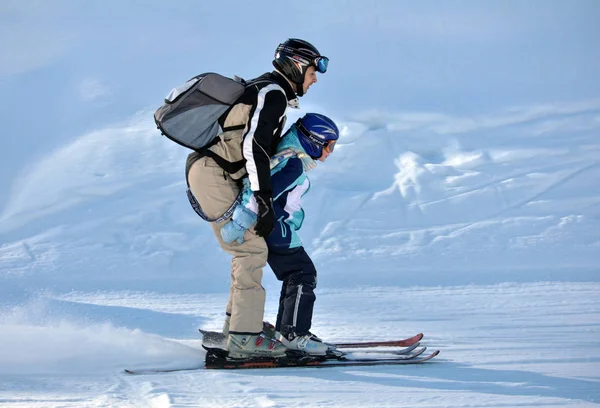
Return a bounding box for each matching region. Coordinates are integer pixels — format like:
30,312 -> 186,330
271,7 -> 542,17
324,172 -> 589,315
1,101 -> 598,284
1,101 -> 599,407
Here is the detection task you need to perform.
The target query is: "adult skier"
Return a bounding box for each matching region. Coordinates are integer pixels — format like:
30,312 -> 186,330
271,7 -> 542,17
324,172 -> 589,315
186,39 -> 329,359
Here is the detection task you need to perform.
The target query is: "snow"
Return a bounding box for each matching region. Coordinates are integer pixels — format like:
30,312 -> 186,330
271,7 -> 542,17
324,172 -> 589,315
1,283 -> 599,406
1,2 -> 600,407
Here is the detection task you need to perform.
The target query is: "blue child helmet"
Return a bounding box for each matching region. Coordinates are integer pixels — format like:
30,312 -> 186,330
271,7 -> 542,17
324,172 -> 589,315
295,113 -> 340,159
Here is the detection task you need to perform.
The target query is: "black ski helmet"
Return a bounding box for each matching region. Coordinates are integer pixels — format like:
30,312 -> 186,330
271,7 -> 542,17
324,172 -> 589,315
272,38 -> 328,88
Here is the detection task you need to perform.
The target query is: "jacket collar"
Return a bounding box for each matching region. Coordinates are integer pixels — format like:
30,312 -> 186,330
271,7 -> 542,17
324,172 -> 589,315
272,128 -> 317,171
271,71 -> 299,108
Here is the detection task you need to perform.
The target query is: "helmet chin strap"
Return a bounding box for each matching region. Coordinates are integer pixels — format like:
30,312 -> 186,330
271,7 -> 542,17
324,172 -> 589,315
295,67 -> 309,97
275,68 -> 306,96
274,68 -> 305,97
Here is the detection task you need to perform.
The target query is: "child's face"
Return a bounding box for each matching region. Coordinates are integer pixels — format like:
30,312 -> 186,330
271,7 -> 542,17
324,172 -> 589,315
317,148 -> 331,162
317,139 -> 336,162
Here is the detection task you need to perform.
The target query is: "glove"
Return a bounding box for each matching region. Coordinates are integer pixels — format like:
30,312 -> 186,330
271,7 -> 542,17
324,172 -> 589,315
254,190 -> 276,237
220,206 -> 258,244
221,219 -> 247,244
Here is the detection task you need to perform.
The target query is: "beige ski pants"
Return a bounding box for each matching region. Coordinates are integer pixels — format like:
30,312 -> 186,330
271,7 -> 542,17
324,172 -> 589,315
187,156 -> 267,334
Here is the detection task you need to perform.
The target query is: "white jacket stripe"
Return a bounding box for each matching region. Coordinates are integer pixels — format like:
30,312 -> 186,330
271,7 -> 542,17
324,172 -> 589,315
282,178 -> 309,220
243,84 -> 285,191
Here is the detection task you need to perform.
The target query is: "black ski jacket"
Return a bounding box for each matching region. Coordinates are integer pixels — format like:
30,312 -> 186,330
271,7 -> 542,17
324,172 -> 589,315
186,71 -> 298,196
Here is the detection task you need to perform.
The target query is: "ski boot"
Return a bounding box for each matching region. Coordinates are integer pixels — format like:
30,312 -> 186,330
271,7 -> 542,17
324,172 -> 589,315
227,332 -> 288,359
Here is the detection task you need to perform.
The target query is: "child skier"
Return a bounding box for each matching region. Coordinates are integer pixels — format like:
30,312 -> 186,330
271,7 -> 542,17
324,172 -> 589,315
220,112 -> 339,356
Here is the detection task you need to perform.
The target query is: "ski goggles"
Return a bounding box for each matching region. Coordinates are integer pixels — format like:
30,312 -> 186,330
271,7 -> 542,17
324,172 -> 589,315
313,56 -> 329,73
323,139 -> 336,153
309,134 -> 337,154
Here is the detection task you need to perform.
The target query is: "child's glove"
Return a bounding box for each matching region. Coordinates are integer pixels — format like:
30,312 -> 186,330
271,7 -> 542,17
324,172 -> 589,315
220,206 -> 258,244
221,219 -> 246,244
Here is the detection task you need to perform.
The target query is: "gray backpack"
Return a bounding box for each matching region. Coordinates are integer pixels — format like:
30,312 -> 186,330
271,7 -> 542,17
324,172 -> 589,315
154,73 -> 246,151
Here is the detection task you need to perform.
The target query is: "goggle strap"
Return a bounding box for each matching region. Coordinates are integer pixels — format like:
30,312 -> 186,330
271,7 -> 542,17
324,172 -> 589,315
277,45 -> 316,62
296,120 -> 337,155
296,120 -> 327,148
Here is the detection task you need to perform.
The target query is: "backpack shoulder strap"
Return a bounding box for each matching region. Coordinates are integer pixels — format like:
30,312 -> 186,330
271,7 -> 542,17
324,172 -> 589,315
220,77 -> 286,132
270,148 -> 298,169
245,78 -> 286,95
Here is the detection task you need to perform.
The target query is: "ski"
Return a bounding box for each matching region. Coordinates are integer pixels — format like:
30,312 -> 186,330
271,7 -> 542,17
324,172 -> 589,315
198,329 -> 423,349
363,341 -> 421,355
124,365 -> 203,375
203,346 -> 440,370
334,333 -> 423,348
354,345 -> 427,358
123,345 -> 433,375
202,345 -> 427,362
306,351 -> 439,368
198,342 -> 425,358
327,343 -> 425,358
